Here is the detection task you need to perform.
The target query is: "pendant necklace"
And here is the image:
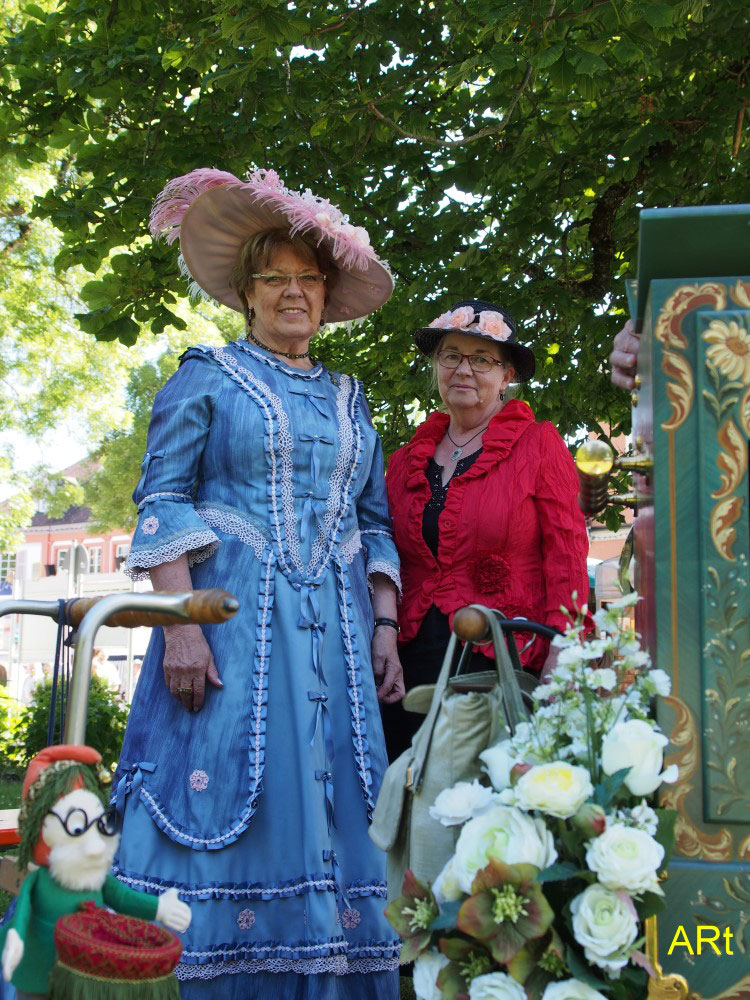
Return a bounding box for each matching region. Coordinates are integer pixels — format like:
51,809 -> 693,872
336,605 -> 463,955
446,423 -> 490,462
247,329 -> 312,360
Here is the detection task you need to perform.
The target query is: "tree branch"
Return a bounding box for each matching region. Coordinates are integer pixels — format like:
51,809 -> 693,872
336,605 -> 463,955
366,62 -> 533,148
315,0 -> 368,35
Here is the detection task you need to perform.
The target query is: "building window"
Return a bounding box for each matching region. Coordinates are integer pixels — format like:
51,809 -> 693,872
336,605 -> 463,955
0,552 -> 15,582
114,543 -> 130,570
56,548 -> 70,573
87,546 -> 102,574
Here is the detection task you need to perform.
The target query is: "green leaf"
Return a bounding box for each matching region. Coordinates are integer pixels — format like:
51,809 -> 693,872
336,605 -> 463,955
592,768 -> 631,807
531,41 -> 565,69
565,944 -> 609,990
654,807 -> 678,866
535,862 -> 589,883
642,2 -> 675,27
310,117 -> 328,137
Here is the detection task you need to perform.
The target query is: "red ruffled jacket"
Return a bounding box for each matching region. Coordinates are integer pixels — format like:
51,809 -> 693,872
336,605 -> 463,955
386,400 -> 590,671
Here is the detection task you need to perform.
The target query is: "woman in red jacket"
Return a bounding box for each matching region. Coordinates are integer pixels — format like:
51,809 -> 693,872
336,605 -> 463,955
382,299 -> 590,760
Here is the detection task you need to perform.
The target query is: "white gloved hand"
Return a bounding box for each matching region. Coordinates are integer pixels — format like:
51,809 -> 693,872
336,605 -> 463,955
2,928 -> 24,982
156,887 -> 191,932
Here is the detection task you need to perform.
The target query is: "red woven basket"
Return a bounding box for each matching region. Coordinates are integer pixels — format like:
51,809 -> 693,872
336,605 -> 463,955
54,903 -> 183,981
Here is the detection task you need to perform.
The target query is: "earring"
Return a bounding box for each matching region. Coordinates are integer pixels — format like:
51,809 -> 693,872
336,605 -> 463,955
498,390 -> 505,401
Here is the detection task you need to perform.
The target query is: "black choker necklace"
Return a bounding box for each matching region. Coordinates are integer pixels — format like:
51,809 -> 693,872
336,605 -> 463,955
247,330 -> 312,360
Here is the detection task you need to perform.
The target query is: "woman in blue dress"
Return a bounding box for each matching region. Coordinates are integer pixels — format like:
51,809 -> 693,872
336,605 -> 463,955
116,168 -> 404,999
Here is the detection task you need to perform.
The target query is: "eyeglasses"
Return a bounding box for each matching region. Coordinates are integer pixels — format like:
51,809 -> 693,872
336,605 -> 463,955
252,273 -> 326,288
437,349 -> 506,374
48,805 -> 120,838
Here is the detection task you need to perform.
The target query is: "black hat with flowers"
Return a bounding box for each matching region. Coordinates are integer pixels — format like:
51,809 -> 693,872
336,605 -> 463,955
414,299 -> 536,382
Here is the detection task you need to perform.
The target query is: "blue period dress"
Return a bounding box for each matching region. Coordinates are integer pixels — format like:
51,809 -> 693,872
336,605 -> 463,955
116,340 -> 401,999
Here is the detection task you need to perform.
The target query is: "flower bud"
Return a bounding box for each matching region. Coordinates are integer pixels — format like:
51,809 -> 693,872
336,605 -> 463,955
572,802 -> 606,838
509,762 -> 533,786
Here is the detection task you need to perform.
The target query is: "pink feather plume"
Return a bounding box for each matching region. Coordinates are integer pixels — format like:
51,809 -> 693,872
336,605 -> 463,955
149,168 -> 241,244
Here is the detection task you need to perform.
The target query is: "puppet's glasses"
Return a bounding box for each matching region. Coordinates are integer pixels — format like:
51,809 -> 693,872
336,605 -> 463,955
48,805 -> 120,838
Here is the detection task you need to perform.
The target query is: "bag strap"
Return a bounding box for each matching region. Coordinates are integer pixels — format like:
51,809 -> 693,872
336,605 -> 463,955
407,605 -> 526,791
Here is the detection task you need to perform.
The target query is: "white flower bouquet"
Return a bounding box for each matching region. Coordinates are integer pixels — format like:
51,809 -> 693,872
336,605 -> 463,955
386,594 -> 678,1000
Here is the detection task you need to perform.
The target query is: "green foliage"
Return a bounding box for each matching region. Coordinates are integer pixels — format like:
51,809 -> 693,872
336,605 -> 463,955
0,685 -> 22,773
0,0 -> 749,461
10,677 -> 129,772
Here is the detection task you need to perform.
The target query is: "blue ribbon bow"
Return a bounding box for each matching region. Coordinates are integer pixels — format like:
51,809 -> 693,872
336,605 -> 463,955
323,849 -> 350,910
308,691 -> 335,763
315,769 -> 336,834
115,760 -> 157,817
298,586 -> 327,684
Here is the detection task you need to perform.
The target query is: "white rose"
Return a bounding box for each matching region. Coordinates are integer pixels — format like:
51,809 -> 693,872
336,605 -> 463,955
601,719 -> 674,795
570,883 -> 638,975
453,805 -> 557,894
429,780 -> 496,826
469,971 -> 527,1000
585,823 -> 664,895
515,762 -> 594,819
432,855 -> 464,903
413,950 -> 450,1000
479,742 -> 516,791
542,980 -> 608,999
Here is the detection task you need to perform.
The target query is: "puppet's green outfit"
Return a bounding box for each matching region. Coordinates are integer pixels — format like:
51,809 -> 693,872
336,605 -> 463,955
0,867 -> 157,994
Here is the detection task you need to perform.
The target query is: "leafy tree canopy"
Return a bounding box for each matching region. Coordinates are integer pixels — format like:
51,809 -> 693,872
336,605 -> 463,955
1,0 -> 749,459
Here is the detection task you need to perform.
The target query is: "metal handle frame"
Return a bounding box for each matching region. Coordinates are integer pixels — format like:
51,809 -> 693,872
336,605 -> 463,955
0,592 -> 215,745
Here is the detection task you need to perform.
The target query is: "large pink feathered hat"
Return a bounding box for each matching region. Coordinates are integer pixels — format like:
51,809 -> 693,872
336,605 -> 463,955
149,167 -> 394,323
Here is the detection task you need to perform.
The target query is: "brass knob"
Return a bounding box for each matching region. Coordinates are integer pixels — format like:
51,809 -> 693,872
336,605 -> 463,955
575,439 -> 615,477
634,374 -> 642,389
631,391 -> 639,407
453,606 -> 490,643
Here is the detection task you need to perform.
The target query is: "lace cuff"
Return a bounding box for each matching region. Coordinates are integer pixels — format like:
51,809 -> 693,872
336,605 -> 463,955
366,559 -> 402,597
125,498 -> 221,580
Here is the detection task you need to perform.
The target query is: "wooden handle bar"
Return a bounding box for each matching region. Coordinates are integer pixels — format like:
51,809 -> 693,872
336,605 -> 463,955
453,606 -> 561,644
62,589 -> 239,628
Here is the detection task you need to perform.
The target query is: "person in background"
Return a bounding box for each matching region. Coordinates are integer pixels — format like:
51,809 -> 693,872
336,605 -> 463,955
609,319 -> 640,390
383,299 -> 590,761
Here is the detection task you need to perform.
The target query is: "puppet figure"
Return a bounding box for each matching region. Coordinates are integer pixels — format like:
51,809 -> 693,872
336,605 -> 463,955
0,745 -> 190,1000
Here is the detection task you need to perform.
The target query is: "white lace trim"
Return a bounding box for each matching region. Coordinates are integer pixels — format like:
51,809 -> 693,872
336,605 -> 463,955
367,559 -> 402,597
138,491 -> 193,509
175,955 -> 399,979
309,375 -> 357,577
360,528 -> 393,538
210,348 -> 302,576
340,529 -> 362,565
196,505 -> 269,562
124,531 -> 220,581
116,873 -> 334,898
336,558 -> 374,818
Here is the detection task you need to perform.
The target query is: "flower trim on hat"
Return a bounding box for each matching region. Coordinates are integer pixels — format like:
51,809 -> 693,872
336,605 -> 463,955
428,306 -> 513,342
150,167 -> 380,274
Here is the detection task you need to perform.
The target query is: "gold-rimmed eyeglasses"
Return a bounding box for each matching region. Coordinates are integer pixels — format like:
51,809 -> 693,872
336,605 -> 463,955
252,273 -> 326,288
437,349 -> 506,374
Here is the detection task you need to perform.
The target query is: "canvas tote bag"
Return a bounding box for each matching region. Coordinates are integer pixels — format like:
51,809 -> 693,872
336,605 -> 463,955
369,605 -> 530,901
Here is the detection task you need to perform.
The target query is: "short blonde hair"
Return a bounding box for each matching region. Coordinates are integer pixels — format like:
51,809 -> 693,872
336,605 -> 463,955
229,228 -> 338,326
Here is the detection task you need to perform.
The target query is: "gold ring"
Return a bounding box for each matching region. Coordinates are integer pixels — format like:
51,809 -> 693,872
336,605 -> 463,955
177,686 -> 193,695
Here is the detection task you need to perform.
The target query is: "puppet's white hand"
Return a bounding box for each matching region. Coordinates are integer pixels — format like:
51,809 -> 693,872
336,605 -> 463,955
156,887 -> 191,932
2,928 -> 24,982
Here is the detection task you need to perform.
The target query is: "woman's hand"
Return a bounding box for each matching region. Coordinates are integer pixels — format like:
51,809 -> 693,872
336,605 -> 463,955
163,623 -> 223,712
371,625 -> 405,704
539,643 -> 560,682
609,319 -> 640,390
